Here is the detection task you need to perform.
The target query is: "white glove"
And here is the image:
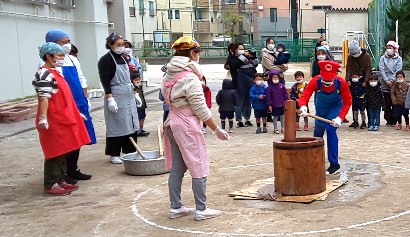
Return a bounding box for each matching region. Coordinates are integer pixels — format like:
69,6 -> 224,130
38,115 -> 49,130
332,116 -> 343,128
87,98 -> 91,112
135,93 -> 142,107
213,126 -> 230,141
107,97 -> 118,113
300,106 -> 308,117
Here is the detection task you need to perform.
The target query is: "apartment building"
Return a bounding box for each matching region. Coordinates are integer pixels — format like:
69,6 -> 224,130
127,0 -> 158,47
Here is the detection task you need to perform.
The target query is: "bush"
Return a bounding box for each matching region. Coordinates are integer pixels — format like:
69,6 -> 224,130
403,54 -> 410,70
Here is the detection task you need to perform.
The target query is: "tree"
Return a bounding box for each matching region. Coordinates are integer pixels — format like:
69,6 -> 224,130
386,0 -> 410,56
223,10 -> 244,41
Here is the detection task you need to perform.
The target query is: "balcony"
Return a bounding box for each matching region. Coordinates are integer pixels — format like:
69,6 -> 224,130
193,21 -> 210,32
192,0 -> 210,8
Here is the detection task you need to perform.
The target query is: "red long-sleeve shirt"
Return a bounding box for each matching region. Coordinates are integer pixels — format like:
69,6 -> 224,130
298,75 -> 352,120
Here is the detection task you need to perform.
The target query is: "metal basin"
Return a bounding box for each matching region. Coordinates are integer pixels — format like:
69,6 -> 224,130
121,150 -> 167,176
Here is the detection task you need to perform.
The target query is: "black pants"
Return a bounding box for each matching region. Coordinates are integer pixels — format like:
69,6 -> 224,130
163,111 -> 169,123
44,154 -> 67,189
105,134 -> 138,156
383,92 -> 395,125
66,149 -> 80,176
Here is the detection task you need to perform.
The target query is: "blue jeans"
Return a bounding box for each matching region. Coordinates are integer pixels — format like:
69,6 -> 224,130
235,92 -> 251,122
368,107 -> 381,127
313,124 -> 339,166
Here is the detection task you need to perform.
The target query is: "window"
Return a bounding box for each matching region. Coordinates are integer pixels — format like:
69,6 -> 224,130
175,10 -> 180,19
168,10 -> 173,19
224,0 -> 236,4
129,7 -> 136,17
149,1 -> 155,16
139,0 -> 145,15
270,8 -> 277,22
312,5 -> 332,10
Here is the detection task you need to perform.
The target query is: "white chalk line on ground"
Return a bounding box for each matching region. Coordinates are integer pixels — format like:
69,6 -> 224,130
129,162 -> 410,236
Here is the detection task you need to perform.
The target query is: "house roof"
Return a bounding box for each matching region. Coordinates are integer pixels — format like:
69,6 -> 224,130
326,7 -> 368,12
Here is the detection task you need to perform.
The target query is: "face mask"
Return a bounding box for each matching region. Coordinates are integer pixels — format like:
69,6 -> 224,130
123,48 -> 132,55
52,58 -> 65,67
114,46 -> 124,54
397,79 -> 404,83
61,43 -> 71,55
267,44 -> 275,51
277,48 -> 284,53
296,80 -> 303,84
322,80 -> 334,87
238,50 -> 245,55
256,81 -> 263,86
272,79 -> 279,84
194,56 -> 200,64
351,77 -> 359,83
317,55 -> 326,61
352,52 -> 361,58
386,49 -> 394,56
369,81 -> 378,87
134,82 -> 142,87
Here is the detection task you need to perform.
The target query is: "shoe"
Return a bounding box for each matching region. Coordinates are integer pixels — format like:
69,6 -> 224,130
267,117 -> 273,122
281,129 -> 284,134
343,118 -> 349,123
60,181 -> 79,191
406,125 -> 410,131
69,169 -> 92,180
304,124 -> 309,131
110,156 -> 122,164
142,130 -> 150,137
245,121 -> 253,126
237,122 -> 244,128
228,127 -> 233,133
349,122 -> 358,128
326,164 -> 340,175
45,183 -> 71,196
169,206 -> 195,219
195,208 -> 221,221
396,123 -> 402,130
201,128 -> 207,134
368,126 -> 374,131
262,127 -> 267,133
296,123 -> 301,131
256,127 -> 261,134
274,130 -> 280,134
373,126 -> 379,131
64,175 -> 78,184
360,122 -> 367,129
137,130 -> 150,137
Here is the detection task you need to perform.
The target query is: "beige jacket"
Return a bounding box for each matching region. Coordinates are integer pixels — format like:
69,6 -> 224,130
261,48 -> 285,75
161,56 -> 212,126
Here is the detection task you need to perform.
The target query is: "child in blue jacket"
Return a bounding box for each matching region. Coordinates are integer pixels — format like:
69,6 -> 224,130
249,73 -> 268,133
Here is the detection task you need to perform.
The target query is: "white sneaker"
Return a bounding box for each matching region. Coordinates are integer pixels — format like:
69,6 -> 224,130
195,207 -> 221,221
110,156 -> 122,164
169,206 -> 195,219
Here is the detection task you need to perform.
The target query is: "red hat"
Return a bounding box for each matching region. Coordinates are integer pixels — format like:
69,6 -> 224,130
318,61 -> 341,81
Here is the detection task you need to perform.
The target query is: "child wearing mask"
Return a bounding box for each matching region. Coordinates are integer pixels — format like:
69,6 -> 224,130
250,73 -> 268,133
348,71 -> 367,129
290,71 -> 309,131
274,43 -> 291,66
201,76 -> 212,133
216,79 -> 236,133
391,70 -> 410,130
266,70 -> 289,133
124,40 -> 142,73
131,72 -> 150,137
366,74 -> 384,131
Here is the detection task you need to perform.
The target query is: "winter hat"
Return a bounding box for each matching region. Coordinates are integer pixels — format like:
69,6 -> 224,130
348,40 -> 361,55
316,46 -> 329,54
45,29 -> 69,43
39,42 -> 63,59
268,69 -> 280,81
386,40 -> 399,52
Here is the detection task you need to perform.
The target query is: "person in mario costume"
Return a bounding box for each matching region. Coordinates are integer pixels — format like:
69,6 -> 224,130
298,60 -> 352,174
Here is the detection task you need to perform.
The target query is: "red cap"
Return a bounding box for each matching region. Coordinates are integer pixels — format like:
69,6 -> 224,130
318,61 -> 341,81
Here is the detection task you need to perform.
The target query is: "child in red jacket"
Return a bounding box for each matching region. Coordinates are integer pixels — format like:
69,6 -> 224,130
202,76 -> 212,133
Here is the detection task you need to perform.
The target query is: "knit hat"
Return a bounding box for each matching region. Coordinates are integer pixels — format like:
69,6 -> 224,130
45,29 -> 69,43
386,40 -> 399,52
39,42 -> 64,58
318,60 -> 341,81
316,46 -> 329,54
171,36 -> 200,51
348,40 -> 361,55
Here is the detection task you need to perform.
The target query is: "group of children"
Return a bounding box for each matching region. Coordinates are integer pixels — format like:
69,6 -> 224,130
216,70 -> 309,134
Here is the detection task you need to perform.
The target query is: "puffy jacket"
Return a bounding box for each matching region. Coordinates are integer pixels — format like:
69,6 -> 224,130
249,84 -> 267,110
379,52 -> 403,91
391,81 -> 409,105
266,80 -> 288,108
216,79 -> 236,112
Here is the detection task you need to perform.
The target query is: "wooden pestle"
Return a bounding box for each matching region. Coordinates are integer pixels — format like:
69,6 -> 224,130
284,100 -> 297,142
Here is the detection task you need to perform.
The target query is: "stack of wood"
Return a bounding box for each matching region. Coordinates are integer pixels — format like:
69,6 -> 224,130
0,99 -> 37,123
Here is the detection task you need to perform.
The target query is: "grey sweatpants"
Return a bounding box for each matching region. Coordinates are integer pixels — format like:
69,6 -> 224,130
166,127 -> 207,211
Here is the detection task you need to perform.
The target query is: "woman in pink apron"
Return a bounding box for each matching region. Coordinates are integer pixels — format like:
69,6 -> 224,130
162,36 -> 229,221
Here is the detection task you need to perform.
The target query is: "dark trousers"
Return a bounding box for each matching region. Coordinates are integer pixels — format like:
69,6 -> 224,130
44,154 -> 67,189
66,149 -> 80,176
163,111 -> 169,123
383,92 -> 395,125
105,134 -> 138,156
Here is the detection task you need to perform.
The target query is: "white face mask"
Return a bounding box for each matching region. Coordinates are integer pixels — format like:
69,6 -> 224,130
114,46 -> 124,54
397,79 -> 404,83
256,80 -> 263,86
369,81 -> 378,87
352,52 -> 361,58
134,82 -> 142,87
351,77 -> 359,83
277,48 -> 284,53
123,48 -> 132,55
386,49 -> 394,56
322,80 -> 334,87
61,43 -> 71,55
296,79 -> 303,84
317,55 -> 326,61
272,79 -> 279,84
267,44 -> 275,51
52,57 -> 65,67
238,49 -> 245,55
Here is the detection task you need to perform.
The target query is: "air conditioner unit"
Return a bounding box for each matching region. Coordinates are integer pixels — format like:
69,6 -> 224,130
108,22 -> 115,29
258,6 -> 264,10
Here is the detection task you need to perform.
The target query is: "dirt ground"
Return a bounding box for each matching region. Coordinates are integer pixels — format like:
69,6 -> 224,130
1,63 -> 410,237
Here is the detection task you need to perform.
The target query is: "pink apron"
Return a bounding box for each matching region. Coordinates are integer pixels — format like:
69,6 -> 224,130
163,71 -> 210,178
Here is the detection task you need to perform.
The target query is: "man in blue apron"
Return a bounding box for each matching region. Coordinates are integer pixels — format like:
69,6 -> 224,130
298,61 -> 352,174
45,29 -> 96,182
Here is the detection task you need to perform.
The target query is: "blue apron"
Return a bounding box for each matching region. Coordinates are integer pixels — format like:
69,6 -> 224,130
61,56 -> 96,144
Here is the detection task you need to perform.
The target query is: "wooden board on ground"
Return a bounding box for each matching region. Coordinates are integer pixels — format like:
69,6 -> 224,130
229,177 -> 347,204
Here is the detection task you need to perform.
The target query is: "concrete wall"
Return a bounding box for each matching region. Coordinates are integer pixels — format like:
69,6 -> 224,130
129,0 -> 158,47
107,0 -> 131,40
327,12 -> 368,47
0,1 -> 109,101
254,0 -> 290,42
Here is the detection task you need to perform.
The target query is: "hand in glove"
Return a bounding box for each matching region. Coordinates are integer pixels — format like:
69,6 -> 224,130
135,93 -> 142,107
213,126 -> 230,141
38,115 -> 49,130
332,116 -> 342,128
107,97 -> 118,113
87,98 -> 91,112
300,106 -> 308,117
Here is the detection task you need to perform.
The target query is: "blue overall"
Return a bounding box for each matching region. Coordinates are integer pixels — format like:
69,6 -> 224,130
62,57 -> 96,144
313,77 -> 342,166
